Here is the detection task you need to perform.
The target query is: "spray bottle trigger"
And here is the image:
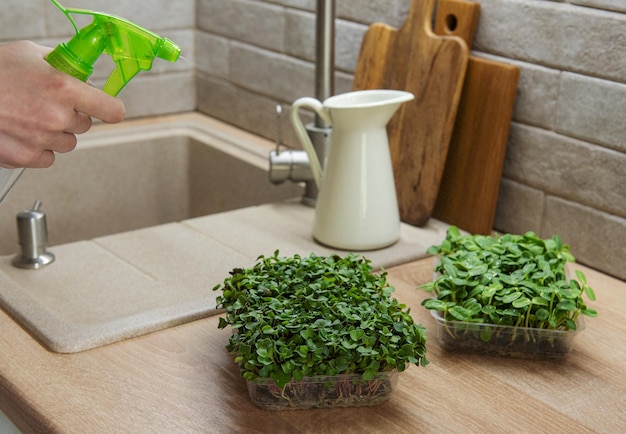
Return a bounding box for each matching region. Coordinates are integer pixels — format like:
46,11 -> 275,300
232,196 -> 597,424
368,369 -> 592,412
102,59 -> 145,96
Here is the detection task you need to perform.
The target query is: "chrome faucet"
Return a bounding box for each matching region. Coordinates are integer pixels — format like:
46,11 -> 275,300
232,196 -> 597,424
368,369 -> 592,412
269,0 -> 335,206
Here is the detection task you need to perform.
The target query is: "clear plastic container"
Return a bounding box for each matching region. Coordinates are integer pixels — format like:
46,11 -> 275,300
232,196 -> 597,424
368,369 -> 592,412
430,310 -> 585,359
246,372 -> 400,410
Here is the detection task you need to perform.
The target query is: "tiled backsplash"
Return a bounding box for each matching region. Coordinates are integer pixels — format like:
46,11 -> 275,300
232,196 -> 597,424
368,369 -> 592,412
2,0 -> 625,280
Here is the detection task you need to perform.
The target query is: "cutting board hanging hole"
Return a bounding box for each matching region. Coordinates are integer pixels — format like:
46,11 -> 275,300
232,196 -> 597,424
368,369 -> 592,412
445,14 -> 458,32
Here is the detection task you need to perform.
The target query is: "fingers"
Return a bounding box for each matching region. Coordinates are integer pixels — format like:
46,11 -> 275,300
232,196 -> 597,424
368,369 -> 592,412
65,111 -> 92,135
73,84 -> 126,124
22,133 -> 75,168
30,149 -> 56,169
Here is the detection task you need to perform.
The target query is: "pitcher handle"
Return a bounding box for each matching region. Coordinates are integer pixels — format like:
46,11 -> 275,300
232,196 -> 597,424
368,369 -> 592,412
289,97 -> 331,188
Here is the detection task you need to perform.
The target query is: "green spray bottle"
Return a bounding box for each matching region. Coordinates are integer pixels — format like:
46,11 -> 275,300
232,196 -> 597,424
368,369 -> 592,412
0,0 -> 181,204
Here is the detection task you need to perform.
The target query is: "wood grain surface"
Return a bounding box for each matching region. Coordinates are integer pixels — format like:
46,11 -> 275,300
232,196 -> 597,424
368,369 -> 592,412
1,257 -> 624,433
353,0 -> 469,227
432,0 -> 520,235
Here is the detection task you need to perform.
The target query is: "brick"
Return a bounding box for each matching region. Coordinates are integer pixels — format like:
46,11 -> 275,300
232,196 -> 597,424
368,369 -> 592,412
230,42 -> 314,101
197,0 -> 285,51
196,32 -> 230,78
285,9 -> 316,61
111,72 -> 196,118
45,0 -> 194,37
542,196 -> 626,280
571,0 -> 626,14
265,0 -> 315,10
198,72 -> 307,147
1,0 -> 45,40
503,124 -> 626,218
285,9 -> 367,72
556,72 -> 626,153
494,178 -> 545,235
473,0 -> 626,83
337,0 -> 409,27
197,74 -> 242,123
336,20 -> 368,72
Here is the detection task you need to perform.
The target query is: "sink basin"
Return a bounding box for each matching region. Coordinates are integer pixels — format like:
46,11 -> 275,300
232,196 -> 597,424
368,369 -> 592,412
0,113 -> 306,353
0,113 -> 302,255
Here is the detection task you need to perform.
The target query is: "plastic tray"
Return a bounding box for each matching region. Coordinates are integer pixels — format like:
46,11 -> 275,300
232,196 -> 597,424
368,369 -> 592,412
430,310 -> 585,359
246,372 -> 399,410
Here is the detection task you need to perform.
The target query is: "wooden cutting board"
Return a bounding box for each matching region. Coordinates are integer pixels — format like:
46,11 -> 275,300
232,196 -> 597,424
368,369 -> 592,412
432,0 -> 520,235
352,0 -> 469,227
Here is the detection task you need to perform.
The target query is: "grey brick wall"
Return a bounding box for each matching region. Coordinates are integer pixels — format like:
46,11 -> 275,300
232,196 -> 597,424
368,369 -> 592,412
3,0 -> 624,279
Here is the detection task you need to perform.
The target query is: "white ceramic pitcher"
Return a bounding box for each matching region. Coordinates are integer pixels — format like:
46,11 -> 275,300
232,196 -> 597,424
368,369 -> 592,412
290,89 -> 414,250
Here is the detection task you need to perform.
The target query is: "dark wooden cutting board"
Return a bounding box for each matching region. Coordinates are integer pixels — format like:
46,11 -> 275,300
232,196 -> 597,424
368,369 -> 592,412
432,0 -> 520,234
352,0 -> 469,226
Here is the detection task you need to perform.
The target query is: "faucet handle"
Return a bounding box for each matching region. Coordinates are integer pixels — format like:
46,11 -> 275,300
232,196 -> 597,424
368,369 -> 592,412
275,104 -> 282,155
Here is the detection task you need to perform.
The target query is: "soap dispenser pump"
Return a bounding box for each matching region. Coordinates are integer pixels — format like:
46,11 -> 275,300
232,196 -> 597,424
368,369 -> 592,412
12,200 -> 55,269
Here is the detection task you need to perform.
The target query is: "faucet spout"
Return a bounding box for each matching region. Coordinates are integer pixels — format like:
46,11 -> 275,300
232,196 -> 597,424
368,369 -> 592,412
315,0 -> 335,123
268,0 -> 335,206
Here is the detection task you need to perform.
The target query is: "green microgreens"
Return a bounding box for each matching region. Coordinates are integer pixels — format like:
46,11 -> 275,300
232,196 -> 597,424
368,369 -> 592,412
214,251 -> 428,388
419,226 -> 597,330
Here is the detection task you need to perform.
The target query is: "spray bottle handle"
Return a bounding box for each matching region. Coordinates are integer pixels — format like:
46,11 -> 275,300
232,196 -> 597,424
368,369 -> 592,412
102,34 -> 180,96
103,60 -> 145,96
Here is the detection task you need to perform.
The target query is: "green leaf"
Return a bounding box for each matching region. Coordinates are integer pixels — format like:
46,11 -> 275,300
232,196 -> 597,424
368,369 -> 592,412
535,308 -> 550,321
582,307 -> 598,317
556,299 -> 577,311
300,328 -> 315,339
512,297 -> 531,308
467,263 -> 489,277
481,305 -> 496,315
584,284 -> 596,301
565,318 -> 577,330
501,291 -> 522,304
448,305 -> 472,321
341,339 -> 358,350
422,299 -> 447,311
349,329 -> 364,341
531,297 -> 548,306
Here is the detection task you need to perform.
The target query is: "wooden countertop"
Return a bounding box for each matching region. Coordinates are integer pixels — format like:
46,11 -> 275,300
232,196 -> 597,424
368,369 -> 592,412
1,257 -> 624,433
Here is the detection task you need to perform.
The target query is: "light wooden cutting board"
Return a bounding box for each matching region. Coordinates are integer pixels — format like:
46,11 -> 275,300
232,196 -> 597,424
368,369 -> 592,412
352,0 -> 469,226
432,0 -> 520,234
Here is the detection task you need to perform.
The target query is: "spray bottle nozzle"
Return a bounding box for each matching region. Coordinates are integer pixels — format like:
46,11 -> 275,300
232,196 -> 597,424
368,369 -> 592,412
45,0 -> 181,96
156,38 -> 181,63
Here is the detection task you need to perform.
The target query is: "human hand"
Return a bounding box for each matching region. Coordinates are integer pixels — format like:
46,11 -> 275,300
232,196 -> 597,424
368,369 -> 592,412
0,41 -> 126,169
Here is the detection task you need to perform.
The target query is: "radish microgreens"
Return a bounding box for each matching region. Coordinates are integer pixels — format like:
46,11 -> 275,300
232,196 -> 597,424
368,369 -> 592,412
214,251 -> 428,388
